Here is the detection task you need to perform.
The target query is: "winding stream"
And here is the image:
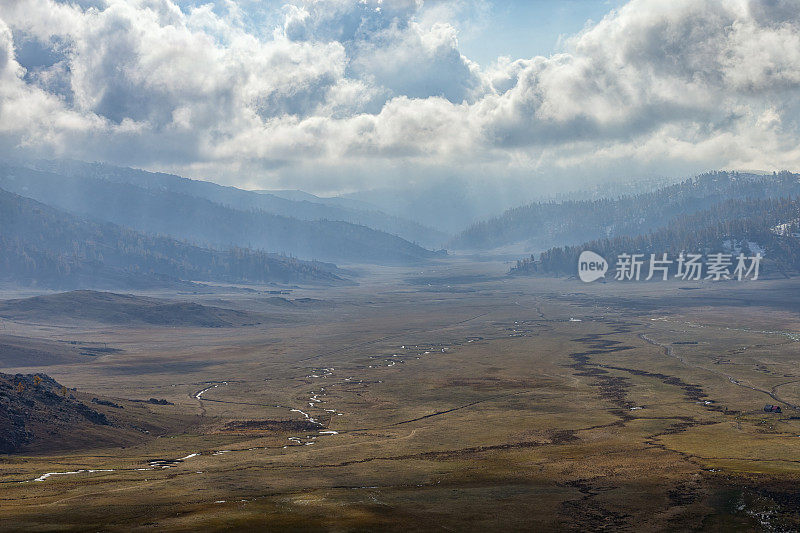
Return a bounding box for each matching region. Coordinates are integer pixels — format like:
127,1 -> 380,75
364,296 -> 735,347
21,314 -> 490,484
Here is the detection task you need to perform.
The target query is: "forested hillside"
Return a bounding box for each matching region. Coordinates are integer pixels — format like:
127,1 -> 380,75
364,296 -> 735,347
0,188 -> 342,289
512,198 -> 800,277
0,165 -> 439,265
23,160 -> 448,248
452,172 -> 800,251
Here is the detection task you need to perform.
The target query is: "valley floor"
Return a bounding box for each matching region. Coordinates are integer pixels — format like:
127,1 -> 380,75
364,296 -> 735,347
2,262 -> 800,531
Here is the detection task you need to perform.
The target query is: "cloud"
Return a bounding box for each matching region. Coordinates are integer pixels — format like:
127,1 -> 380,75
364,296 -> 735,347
0,0 -> 799,192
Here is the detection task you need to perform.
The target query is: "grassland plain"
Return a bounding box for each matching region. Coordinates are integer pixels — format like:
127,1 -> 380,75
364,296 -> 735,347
1,263 -> 800,531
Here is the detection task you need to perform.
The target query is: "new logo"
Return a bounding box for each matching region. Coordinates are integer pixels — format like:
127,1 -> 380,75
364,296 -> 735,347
578,251 -> 607,282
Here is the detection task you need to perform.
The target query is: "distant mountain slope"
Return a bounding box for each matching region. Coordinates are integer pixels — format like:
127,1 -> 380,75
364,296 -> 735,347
0,165 -> 439,265
452,171 -> 800,251
343,181 -> 530,235
26,160 -> 449,248
0,291 -> 263,327
0,187 -> 342,289
512,197 -> 800,277
256,189 -> 388,213
342,177 -> 676,235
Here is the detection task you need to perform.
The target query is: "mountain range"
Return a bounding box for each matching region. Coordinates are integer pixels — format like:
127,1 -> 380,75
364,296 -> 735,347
0,163 -> 441,266
25,160 -> 449,249
512,197 -> 800,278
0,187 -> 343,289
451,172 -> 800,253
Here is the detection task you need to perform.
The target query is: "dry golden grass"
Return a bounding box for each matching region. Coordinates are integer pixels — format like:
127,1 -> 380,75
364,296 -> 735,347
2,267 -> 800,530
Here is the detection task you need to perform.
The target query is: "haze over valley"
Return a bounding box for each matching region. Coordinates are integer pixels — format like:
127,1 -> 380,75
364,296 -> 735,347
3,1 -> 800,531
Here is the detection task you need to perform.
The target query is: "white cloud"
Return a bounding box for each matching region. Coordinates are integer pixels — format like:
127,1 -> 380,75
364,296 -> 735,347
0,0 -> 799,191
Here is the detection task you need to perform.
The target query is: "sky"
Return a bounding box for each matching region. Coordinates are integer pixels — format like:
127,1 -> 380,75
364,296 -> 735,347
1,0 -> 799,194
458,1 -> 627,66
